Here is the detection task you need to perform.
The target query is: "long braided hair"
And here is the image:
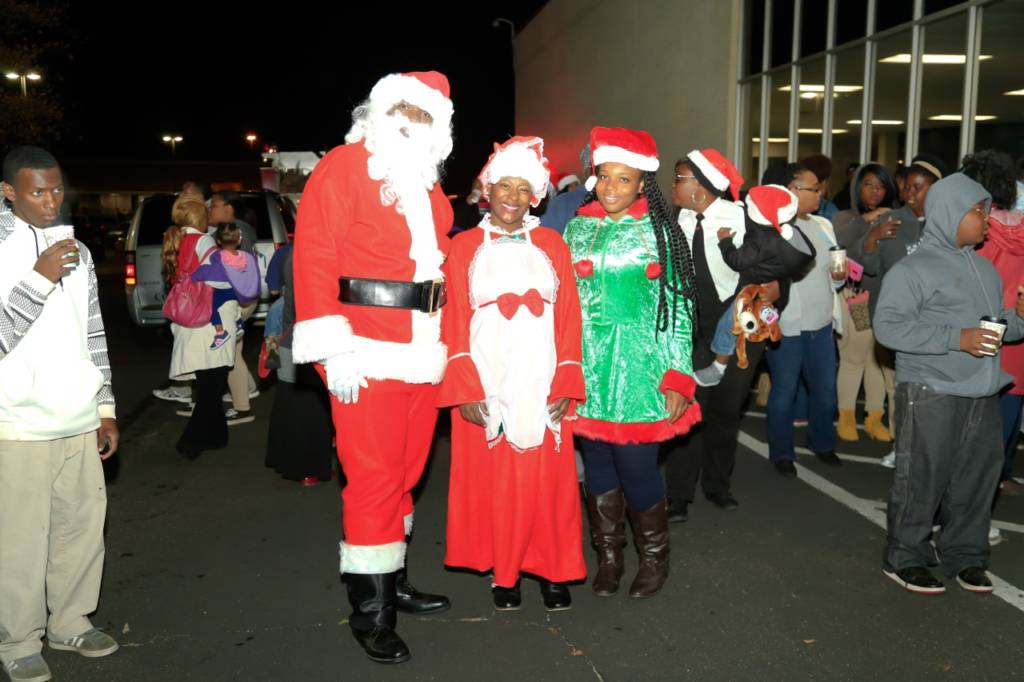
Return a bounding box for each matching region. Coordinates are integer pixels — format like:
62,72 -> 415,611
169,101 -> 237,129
576,168 -> 700,336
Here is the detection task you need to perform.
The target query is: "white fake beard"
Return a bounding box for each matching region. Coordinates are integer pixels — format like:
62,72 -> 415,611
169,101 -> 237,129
364,113 -> 445,210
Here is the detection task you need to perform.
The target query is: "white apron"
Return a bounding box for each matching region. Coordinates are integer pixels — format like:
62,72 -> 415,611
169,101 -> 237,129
468,220 -> 559,451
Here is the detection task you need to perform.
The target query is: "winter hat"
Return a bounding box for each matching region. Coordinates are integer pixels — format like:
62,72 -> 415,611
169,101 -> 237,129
368,71 -> 453,130
686,148 -> 744,201
477,136 -> 551,207
746,184 -> 799,238
557,174 -> 580,192
584,127 -> 660,191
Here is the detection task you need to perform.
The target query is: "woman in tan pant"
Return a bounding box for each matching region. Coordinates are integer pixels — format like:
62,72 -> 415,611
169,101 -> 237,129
833,163 -> 902,442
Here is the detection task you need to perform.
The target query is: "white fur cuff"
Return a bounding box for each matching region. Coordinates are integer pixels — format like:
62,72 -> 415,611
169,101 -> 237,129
339,540 -> 407,574
291,315 -> 354,364
404,512 -> 414,537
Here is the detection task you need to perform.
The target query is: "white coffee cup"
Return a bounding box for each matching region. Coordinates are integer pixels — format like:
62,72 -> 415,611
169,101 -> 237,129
979,316 -> 1007,356
42,225 -> 78,269
829,246 -> 847,274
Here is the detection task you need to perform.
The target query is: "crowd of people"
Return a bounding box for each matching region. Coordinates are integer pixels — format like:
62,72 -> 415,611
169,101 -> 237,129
1,67 -> 1023,679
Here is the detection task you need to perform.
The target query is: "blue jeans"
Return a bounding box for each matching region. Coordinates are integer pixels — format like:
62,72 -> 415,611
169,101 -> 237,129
766,324 -> 837,460
210,288 -> 236,328
999,392 -> 1023,482
265,297 -> 285,338
710,307 -> 737,357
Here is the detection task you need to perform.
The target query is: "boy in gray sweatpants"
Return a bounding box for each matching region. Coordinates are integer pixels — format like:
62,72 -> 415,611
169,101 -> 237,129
874,173 -> 1024,595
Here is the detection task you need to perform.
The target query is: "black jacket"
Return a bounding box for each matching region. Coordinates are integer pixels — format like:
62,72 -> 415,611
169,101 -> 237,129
717,224 -> 816,310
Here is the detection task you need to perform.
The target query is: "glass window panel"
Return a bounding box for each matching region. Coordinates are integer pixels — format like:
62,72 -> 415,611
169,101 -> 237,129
796,57 -> 827,159
871,29 -> 913,170
800,1 -> 829,57
831,47 -> 866,194
877,4 -> 914,32
918,11 -> 968,169
742,80 -> 763,183
767,70 -> 793,171
927,0 -> 967,14
975,0 -> 1024,160
836,0 -> 869,46
771,0 -> 796,67
747,0 -> 766,76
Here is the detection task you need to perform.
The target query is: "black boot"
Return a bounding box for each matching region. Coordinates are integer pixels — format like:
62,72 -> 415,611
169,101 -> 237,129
345,573 -> 410,664
538,579 -> 572,611
395,566 -> 450,614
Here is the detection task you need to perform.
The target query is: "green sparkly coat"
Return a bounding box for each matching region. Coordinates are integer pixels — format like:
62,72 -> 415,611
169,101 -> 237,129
564,199 -> 701,444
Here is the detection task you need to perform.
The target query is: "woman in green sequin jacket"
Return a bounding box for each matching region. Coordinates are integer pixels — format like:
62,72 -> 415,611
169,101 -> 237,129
564,126 -> 700,599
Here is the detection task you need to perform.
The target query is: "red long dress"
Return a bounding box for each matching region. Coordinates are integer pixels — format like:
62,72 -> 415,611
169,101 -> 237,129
439,221 -> 587,587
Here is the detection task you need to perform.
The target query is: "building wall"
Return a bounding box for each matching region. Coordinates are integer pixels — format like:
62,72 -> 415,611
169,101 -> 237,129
514,0 -> 742,190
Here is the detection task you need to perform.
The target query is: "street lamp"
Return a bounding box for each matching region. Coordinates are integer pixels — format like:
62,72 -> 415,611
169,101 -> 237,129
245,133 -> 257,151
161,135 -> 183,159
5,71 -> 41,97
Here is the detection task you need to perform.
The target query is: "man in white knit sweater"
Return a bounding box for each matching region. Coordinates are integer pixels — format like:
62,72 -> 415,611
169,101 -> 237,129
0,146 -> 120,682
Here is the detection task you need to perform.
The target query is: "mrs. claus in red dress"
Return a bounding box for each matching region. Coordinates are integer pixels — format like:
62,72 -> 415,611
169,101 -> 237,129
439,137 -> 587,611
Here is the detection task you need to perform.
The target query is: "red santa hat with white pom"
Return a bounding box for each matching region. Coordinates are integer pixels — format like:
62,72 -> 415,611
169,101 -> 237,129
477,136 -> 551,207
686,148 -> 744,201
745,184 -> 800,239
584,126 -> 660,191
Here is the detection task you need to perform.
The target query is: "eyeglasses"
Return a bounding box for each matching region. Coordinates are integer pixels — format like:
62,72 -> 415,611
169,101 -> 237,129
674,175 -> 697,183
793,184 -> 822,194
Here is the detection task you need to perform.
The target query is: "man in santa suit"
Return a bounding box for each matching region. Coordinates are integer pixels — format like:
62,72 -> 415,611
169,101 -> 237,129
291,71 -> 454,665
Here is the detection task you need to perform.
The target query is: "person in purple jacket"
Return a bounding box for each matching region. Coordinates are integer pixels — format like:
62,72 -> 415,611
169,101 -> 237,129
192,222 -> 259,348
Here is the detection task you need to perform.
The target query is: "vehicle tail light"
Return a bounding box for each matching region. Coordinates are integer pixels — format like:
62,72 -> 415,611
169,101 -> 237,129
125,251 -> 137,287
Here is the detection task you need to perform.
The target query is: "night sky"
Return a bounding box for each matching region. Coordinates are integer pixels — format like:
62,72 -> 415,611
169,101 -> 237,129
44,1 -> 547,194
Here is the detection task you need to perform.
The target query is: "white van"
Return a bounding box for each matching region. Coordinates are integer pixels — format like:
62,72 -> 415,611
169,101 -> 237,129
124,191 -> 296,327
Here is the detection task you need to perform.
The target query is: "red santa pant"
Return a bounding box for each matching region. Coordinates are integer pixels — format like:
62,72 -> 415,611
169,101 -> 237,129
329,379 -> 439,557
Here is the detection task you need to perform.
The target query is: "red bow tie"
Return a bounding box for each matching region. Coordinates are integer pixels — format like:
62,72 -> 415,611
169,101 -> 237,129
495,288 -> 546,320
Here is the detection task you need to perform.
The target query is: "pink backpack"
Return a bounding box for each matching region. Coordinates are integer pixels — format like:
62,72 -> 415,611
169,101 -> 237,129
163,245 -> 217,328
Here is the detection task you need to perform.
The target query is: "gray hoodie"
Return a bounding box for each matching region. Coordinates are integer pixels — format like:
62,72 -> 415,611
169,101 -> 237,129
874,173 -> 1024,398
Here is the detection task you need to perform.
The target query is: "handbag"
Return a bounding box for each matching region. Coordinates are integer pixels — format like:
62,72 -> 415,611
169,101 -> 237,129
846,290 -> 871,332
163,246 -> 217,328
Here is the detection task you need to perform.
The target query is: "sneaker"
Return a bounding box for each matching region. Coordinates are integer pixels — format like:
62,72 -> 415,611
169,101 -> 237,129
880,451 -> 896,469
175,403 -> 195,417
666,498 -> 689,523
3,654 -> 51,682
999,479 -> 1024,496
956,566 -> 994,593
882,566 -> 946,594
223,388 -> 260,403
48,628 -> 119,658
694,362 -> 726,388
152,386 -> 191,403
989,525 -> 1003,547
225,408 -> 255,426
814,450 -> 843,467
210,330 -> 230,350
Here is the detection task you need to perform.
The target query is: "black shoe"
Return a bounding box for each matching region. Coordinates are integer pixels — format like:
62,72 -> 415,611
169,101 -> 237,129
882,565 -> 946,595
705,491 -> 739,511
175,439 -> 202,460
539,580 -> 572,611
814,450 -> 843,467
394,568 -> 450,614
345,573 -> 411,664
666,498 -> 689,523
956,567 -> 993,593
492,582 -> 522,611
773,459 -> 797,478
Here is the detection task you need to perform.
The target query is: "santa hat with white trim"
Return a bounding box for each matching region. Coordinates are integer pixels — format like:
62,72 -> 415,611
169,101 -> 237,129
584,127 -> 660,191
746,184 -> 799,238
686,148 -> 744,201
367,71 -> 454,131
557,174 -> 580,192
477,136 -> 551,207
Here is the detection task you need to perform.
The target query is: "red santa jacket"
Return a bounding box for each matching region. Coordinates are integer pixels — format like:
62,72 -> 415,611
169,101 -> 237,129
292,141 -> 453,384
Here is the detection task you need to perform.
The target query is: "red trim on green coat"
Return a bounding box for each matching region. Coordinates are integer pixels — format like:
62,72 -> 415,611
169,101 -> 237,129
574,402 -> 702,444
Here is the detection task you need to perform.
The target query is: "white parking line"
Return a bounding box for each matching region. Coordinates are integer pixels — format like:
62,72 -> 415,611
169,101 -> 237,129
737,430 -> 1024,614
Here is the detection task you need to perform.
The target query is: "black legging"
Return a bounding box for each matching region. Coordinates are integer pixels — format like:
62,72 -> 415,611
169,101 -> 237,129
178,366 -> 229,454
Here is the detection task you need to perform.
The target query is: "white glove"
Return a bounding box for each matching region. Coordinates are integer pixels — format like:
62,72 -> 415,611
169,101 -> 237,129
324,353 -> 368,404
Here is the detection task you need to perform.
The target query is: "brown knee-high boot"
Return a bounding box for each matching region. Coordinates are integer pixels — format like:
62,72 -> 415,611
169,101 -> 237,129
585,487 -> 626,596
627,499 -> 670,598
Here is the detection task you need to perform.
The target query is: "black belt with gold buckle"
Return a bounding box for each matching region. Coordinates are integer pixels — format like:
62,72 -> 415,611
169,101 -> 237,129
338,276 -> 446,314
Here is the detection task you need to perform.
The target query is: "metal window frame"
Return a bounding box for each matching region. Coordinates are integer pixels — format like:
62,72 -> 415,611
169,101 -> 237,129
739,0 -> 995,170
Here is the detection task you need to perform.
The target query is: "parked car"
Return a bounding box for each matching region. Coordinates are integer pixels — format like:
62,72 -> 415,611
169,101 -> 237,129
124,191 -> 296,327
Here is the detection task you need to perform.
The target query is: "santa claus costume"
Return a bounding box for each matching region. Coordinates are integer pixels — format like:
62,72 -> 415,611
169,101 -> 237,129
563,127 -> 701,599
292,71 -> 454,665
439,137 -> 586,612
